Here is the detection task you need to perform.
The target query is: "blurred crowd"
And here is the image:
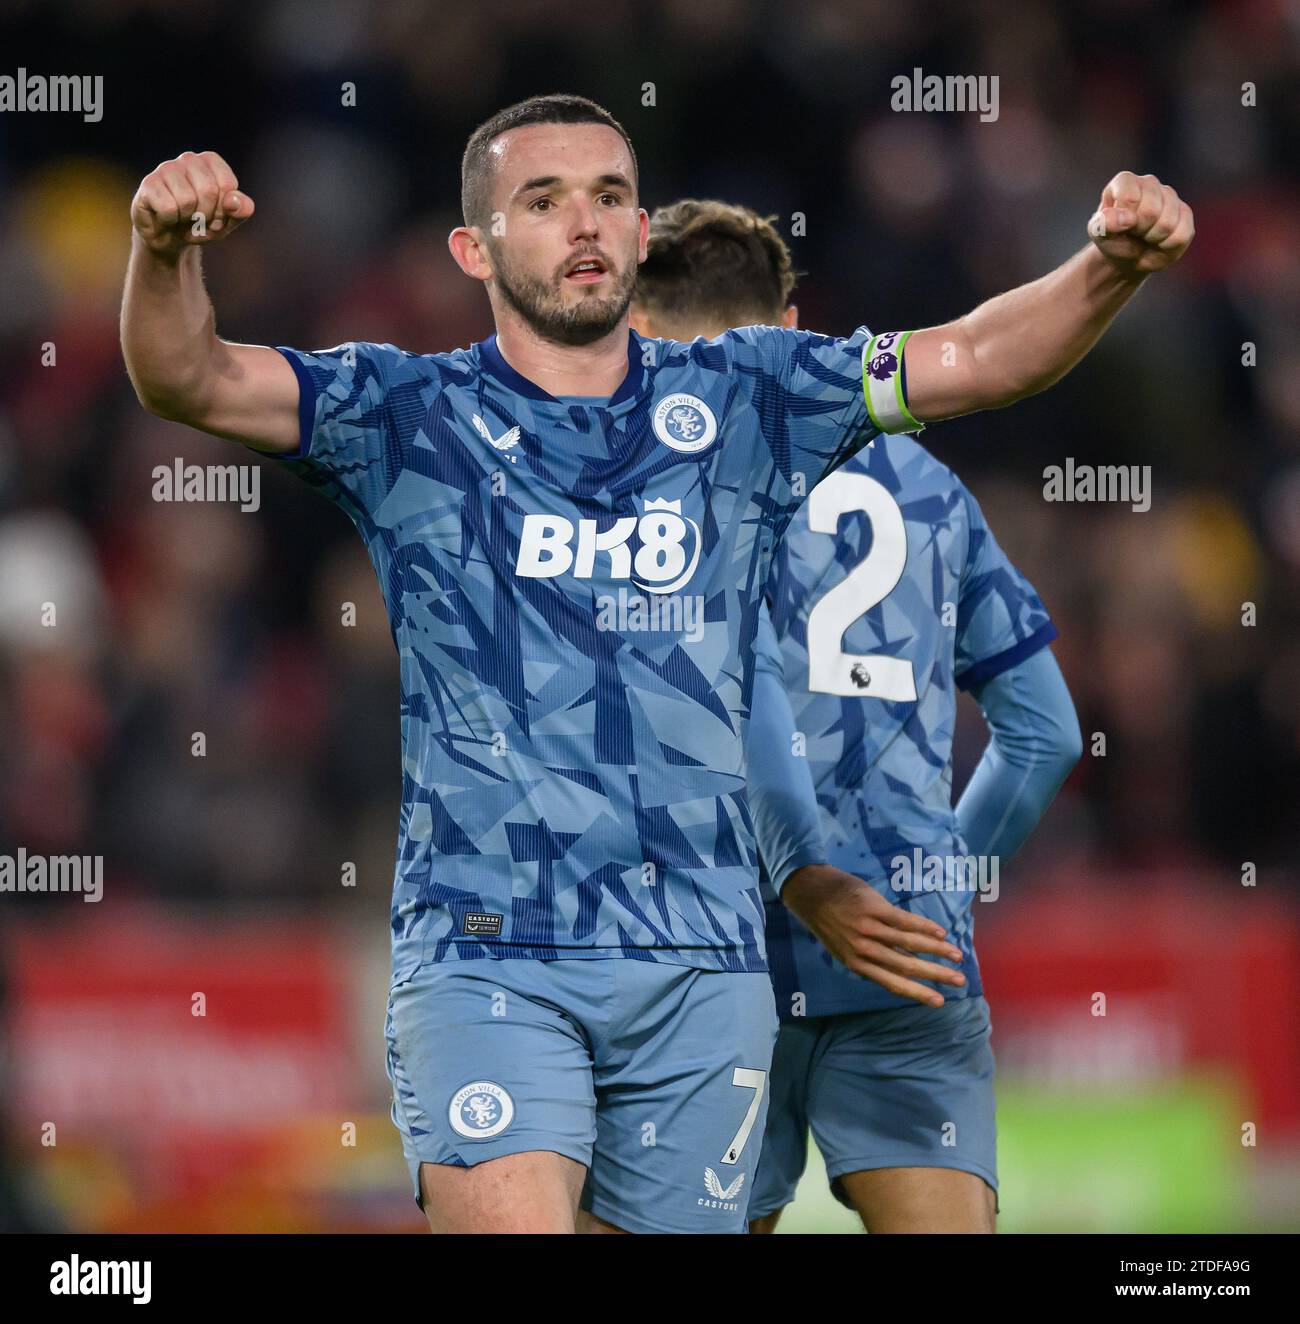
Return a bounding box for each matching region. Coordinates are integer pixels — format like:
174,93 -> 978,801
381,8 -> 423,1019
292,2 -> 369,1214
0,0 -> 1298,923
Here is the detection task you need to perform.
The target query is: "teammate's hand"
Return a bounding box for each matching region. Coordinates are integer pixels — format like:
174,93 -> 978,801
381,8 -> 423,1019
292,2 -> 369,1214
780,864 -> 965,1009
130,150 -> 254,257
1087,171 -> 1193,278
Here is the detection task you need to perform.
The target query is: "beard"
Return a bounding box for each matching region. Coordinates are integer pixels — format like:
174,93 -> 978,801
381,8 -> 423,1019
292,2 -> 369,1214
490,243 -> 638,347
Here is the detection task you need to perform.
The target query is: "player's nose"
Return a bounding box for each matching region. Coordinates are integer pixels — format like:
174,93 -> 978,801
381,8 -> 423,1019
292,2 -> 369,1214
567,197 -> 600,241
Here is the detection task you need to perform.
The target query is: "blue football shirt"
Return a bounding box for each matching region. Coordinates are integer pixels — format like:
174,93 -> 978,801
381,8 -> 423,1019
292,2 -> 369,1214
273,327 -> 882,980
750,433 -> 1057,1016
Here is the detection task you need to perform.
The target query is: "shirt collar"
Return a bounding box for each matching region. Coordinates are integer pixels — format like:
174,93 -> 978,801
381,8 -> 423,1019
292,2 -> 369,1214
474,329 -> 651,408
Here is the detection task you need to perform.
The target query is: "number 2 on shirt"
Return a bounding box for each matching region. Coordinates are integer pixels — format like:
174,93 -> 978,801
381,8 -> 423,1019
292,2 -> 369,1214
805,471 -> 918,701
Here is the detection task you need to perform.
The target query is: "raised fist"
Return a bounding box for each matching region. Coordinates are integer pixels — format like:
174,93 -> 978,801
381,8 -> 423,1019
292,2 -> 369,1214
1087,171 -> 1194,278
130,150 -> 254,256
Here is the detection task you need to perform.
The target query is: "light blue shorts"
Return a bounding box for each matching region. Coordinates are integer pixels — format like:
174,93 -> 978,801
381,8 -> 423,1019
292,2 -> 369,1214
384,957 -> 778,1233
748,995 -> 997,1219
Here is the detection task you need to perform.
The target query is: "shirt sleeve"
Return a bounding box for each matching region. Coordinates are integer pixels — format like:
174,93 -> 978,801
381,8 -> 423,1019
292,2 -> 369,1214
745,603 -> 828,894
956,648 -> 1082,864
723,324 -> 908,500
954,481 -> 1058,690
272,341 -> 409,519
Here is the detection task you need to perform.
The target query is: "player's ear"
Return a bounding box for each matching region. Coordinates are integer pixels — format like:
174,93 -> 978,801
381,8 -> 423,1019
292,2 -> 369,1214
637,208 -> 649,264
448,226 -> 493,281
781,304 -> 799,330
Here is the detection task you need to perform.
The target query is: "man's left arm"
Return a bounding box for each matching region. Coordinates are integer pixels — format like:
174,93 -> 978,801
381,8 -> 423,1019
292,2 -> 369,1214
957,649 -> 1083,864
895,172 -> 1193,425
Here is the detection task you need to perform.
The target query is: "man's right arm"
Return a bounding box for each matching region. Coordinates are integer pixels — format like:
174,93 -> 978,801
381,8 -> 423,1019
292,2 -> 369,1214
120,150 -> 300,453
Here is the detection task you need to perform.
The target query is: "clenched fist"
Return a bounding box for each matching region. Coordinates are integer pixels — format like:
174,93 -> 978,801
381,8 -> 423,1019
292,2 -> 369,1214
130,150 -> 254,257
1087,171 -> 1194,278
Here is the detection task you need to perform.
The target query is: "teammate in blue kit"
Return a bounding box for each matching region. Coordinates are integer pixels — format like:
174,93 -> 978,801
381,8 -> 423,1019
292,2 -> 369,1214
632,200 -> 1083,1233
120,93 -> 1193,1233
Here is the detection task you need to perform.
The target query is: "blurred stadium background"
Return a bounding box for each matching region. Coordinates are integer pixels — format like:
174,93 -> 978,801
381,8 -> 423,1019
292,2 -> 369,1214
1,0 -> 1298,1233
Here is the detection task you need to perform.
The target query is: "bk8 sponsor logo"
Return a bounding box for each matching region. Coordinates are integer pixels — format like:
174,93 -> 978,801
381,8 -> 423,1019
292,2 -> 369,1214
515,498 -> 702,595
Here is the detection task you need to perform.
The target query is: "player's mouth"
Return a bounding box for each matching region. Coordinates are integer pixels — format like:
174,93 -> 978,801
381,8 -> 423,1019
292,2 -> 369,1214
563,256 -> 610,285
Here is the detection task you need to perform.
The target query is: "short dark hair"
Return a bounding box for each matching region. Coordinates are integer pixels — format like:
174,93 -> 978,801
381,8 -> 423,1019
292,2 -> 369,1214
460,93 -> 638,229
634,200 -> 799,334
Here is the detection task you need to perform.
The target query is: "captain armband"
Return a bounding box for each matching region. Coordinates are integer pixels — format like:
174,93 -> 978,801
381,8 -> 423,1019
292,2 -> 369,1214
862,330 -> 924,435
